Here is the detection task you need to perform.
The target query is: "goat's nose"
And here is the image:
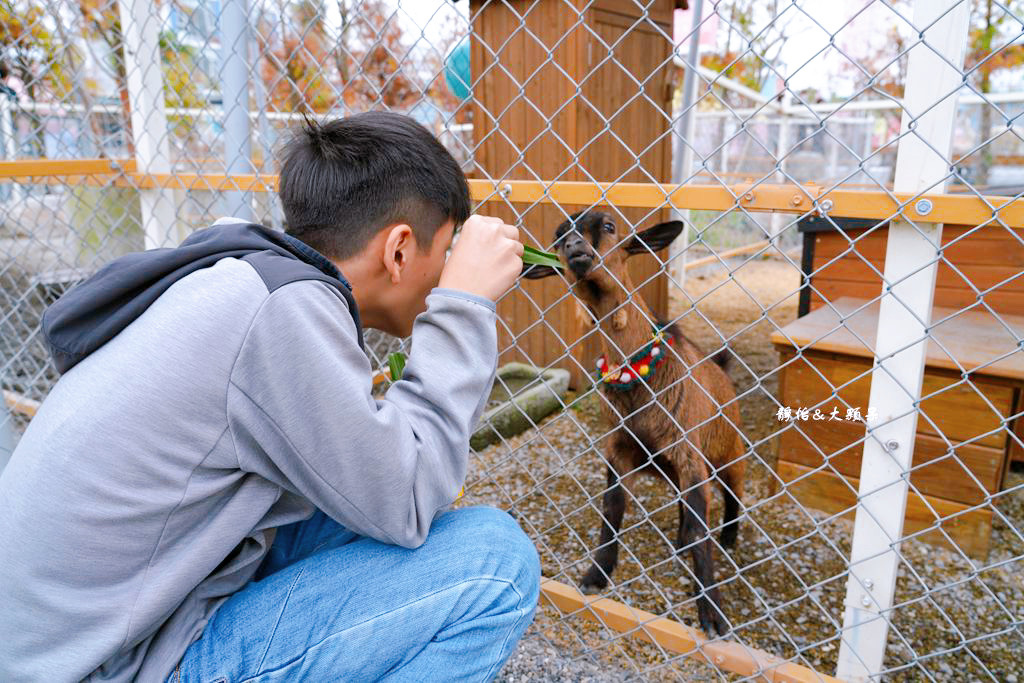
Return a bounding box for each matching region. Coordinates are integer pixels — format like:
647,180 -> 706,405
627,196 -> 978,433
564,232 -> 584,249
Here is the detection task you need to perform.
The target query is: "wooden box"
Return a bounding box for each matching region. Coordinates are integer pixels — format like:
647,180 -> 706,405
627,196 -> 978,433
795,216 -> 1024,464
773,215 -> 1024,558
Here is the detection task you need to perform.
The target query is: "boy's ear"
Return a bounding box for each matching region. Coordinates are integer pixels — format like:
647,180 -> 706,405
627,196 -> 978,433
383,223 -> 414,283
521,263 -> 561,279
625,220 -> 684,255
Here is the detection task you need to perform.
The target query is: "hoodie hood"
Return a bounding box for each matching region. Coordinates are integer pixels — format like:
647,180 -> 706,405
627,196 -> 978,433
42,222 -> 362,374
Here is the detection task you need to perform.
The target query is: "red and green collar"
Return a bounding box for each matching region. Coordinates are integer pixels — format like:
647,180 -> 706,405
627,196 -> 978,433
594,328 -> 675,391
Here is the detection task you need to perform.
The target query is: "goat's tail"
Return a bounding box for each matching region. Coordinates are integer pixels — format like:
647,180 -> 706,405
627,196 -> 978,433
710,347 -> 732,371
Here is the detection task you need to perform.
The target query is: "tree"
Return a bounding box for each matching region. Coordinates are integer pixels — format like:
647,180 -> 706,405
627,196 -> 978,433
256,0 -> 339,114
342,0 -> 420,110
159,29 -> 212,153
966,0 -> 1024,184
77,0 -> 132,153
839,0 -> 1024,186
0,1 -> 75,101
256,0 -> 439,115
0,0 -> 76,155
696,0 -> 791,107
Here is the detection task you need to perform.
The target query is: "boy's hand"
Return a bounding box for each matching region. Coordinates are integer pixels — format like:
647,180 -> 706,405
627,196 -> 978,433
439,214 -> 523,301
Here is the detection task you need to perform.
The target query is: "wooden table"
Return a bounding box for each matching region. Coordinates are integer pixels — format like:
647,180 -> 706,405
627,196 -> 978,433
770,296 -> 1024,558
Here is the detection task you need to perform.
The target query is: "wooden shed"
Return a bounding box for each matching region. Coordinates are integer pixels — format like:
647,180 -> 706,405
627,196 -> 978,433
771,216 -> 1024,558
468,0 -> 686,386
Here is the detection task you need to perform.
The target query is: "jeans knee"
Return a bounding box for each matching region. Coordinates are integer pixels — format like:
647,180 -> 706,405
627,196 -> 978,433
444,506 -> 540,603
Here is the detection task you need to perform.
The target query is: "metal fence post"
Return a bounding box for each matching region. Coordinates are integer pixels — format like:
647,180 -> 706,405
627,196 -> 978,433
0,93 -> 25,203
117,0 -> 177,249
0,400 -> 14,473
669,0 -> 704,288
0,95 -> 14,161
835,1 -> 971,680
219,0 -> 255,222
770,89 -> 792,238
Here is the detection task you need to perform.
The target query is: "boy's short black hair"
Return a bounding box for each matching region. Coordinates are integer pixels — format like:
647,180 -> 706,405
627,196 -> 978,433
278,112 -> 471,261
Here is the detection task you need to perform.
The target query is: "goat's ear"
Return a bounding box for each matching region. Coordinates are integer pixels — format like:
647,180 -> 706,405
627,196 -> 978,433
521,263 -> 560,279
625,221 -> 684,255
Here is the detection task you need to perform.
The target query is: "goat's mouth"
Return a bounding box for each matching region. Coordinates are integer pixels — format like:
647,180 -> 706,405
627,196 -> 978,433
567,254 -> 594,278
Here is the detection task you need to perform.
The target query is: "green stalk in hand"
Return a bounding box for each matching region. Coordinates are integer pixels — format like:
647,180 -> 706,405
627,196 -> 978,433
521,245 -> 564,270
388,352 -> 406,382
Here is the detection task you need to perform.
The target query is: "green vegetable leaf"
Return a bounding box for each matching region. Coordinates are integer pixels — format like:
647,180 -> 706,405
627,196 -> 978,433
388,352 -> 406,381
522,244 -> 565,270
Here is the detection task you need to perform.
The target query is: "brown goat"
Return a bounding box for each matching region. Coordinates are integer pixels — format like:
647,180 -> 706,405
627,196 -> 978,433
524,209 -> 745,636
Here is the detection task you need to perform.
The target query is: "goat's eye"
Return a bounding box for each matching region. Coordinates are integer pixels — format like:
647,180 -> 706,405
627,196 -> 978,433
602,222 -> 615,233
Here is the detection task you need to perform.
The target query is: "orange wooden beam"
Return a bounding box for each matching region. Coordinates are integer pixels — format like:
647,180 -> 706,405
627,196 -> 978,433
3,390 -> 40,419
685,239 -> 773,270
469,180 -> 1024,229
540,578 -> 844,683
0,158 -> 135,178
123,171 -> 278,193
0,159 -> 1018,228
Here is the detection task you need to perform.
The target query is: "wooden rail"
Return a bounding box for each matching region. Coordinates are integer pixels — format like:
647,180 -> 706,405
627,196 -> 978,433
3,390 -> 40,419
684,239 -> 773,270
468,180 -> 1023,229
0,159 -> 1019,228
540,579 -> 843,682
0,158 -> 136,178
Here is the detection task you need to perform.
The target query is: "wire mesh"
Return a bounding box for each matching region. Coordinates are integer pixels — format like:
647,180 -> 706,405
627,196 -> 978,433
1,0 -> 1022,680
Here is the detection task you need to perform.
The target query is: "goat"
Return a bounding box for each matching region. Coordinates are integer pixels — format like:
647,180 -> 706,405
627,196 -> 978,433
523,210 -> 745,637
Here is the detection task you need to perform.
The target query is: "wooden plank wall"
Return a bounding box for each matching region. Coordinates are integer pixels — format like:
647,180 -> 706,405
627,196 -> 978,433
775,348 -> 1011,505
470,0 -> 586,380
807,224 -> 1024,316
577,4 -> 674,377
469,0 -> 676,386
776,460 -> 993,558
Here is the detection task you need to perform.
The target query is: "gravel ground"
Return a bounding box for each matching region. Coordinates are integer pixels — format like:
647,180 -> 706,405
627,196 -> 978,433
461,254 -> 1024,681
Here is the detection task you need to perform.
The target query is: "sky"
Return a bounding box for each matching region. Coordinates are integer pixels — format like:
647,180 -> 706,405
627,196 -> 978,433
394,0 -> 877,99
394,0 -> 1023,99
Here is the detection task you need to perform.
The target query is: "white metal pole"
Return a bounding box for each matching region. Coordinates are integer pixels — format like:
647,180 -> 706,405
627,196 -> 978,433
0,94 -> 22,202
0,95 -> 15,160
826,120 -> 840,181
249,14 -> 277,229
835,2 -> 970,680
219,0 -> 255,222
770,89 -> 791,238
0,399 -> 14,472
720,117 -> 731,176
669,0 -> 703,289
118,0 -> 177,249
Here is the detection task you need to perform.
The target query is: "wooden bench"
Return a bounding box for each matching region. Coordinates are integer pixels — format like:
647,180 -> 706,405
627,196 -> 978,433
770,296 -> 1024,559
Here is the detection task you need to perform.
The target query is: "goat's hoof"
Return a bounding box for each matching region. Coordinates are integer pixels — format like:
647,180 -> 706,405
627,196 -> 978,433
580,569 -> 609,595
697,594 -> 730,639
719,526 -> 738,550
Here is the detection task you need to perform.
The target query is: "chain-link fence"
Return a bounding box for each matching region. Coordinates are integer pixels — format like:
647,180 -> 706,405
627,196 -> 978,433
2,0 -> 1023,680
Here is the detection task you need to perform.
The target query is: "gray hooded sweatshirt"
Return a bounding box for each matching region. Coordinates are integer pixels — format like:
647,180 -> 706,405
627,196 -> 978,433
0,220 -> 498,681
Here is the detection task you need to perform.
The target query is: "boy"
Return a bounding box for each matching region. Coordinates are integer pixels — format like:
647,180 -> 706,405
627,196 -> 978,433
0,112 -> 539,681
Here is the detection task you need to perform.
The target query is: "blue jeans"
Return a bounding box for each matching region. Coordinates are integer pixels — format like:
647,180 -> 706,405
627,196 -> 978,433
168,505 -> 540,682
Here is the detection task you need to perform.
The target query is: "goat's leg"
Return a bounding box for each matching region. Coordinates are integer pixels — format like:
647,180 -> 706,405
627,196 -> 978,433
717,436 -> 746,549
677,479 -> 729,637
718,481 -> 742,550
581,464 -> 627,594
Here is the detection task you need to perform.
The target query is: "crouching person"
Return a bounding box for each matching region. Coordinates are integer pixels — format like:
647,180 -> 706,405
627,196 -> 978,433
0,112 -> 539,682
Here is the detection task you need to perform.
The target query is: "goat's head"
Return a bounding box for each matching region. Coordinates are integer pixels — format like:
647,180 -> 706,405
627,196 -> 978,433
523,210 -> 683,321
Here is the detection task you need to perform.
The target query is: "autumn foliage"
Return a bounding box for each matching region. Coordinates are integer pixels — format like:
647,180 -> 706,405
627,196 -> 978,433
257,0 -> 441,115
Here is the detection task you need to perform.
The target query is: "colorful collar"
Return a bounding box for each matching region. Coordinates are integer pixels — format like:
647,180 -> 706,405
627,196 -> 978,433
595,328 -> 675,391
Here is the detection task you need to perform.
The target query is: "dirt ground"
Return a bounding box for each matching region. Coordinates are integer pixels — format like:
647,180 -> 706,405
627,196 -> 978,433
465,254 -> 1024,681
